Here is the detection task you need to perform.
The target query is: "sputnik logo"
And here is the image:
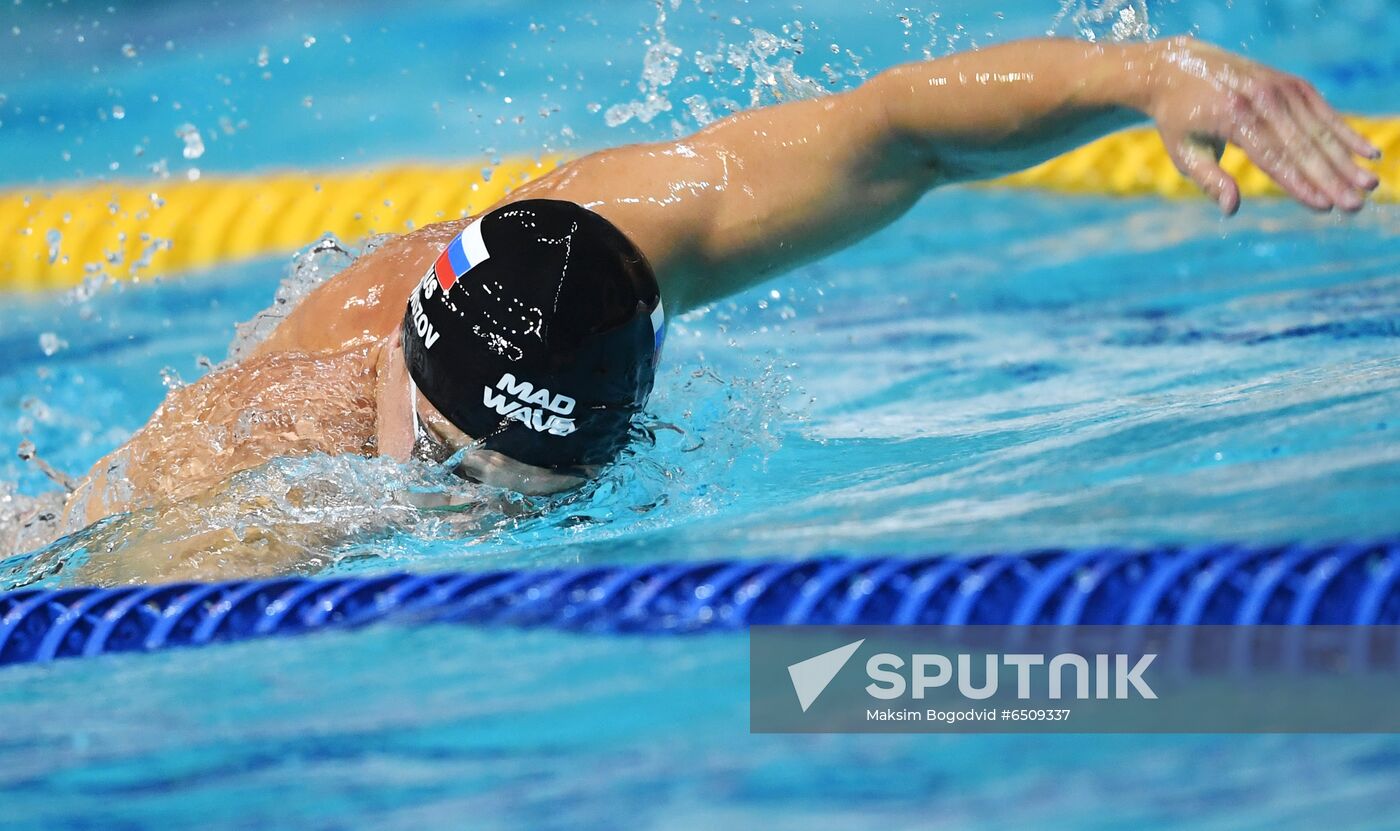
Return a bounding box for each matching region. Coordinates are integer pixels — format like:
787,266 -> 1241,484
787,639 -> 864,712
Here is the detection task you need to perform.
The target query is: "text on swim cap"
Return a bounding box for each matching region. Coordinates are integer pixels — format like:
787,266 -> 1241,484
483,373 -> 577,437
409,270 -> 441,349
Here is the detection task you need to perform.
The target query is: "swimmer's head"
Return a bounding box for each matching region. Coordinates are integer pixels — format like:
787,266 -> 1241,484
401,199 -> 665,477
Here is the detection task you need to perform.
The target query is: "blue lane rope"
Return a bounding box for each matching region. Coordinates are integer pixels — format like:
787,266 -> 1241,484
1,537 -> 1398,666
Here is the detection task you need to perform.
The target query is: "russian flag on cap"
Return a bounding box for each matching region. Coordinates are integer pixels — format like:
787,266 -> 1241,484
434,217 -> 491,292
650,298 -> 666,355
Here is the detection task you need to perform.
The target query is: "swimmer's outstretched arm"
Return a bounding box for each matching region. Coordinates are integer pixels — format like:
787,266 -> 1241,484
529,36 -> 1380,311
865,37 -> 1379,206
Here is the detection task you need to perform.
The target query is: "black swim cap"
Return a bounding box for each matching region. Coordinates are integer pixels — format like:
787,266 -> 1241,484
401,199 -> 665,470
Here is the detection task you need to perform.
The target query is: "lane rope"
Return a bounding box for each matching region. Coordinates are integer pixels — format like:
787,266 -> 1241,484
1,116 -> 1395,292
2,537 -> 1396,666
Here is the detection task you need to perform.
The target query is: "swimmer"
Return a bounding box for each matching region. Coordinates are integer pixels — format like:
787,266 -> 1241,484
37,37 -> 1381,583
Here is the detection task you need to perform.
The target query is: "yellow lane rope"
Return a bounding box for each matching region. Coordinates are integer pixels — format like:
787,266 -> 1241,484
0,158 -> 559,292
1,116 -> 1395,292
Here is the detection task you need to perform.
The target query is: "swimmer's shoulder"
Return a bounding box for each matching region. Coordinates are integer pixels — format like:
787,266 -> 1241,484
251,219 -> 473,360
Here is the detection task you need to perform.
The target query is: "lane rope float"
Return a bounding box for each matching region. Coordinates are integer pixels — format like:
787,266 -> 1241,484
0,116 -> 1395,292
1,537 -> 1397,666
0,157 -> 560,292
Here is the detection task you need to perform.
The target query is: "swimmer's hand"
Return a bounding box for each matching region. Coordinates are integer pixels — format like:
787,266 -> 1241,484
1136,37 -> 1381,215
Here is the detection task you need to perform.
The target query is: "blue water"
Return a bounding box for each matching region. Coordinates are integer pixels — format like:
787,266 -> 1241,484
3,0 -> 1400,828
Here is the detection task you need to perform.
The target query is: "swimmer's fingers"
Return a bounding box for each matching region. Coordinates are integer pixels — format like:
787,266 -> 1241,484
1254,82 -> 1367,212
1282,81 -> 1382,200
1167,134 -> 1240,215
1228,75 -> 1381,213
1225,101 -> 1338,211
1291,79 -> 1382,161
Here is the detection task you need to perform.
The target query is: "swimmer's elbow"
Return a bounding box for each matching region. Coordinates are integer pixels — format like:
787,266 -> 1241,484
851,72 -> 949,185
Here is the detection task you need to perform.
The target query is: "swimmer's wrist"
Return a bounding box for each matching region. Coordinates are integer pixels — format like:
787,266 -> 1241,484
1095,41 -> 1157,115
1116,37 -> 1208,116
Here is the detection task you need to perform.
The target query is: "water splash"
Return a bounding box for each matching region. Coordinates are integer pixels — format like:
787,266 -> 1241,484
7,454 -> 477,588
1049,0 -> 1159,42
604,1 -> 684,127
3,344 -> 798,588
225,234 -> 383,364
175,123 -> 205,160
37,332 -> 67,357
0,484 -> 66,565
45,229 -> 62,265
159,366 -> 185,390
739,23 -> 827,108
603,3 -> 831,131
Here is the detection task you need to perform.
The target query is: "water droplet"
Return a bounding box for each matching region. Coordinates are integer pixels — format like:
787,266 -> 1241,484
175,123 -> 204,159
38,332 -> 67,356
111,104 -> 125,119
149,192 -> 164,208
45,229 -> 61,263
302,34 -> 316,48
301,95 -> 314,108
120,43 -> 136,58
256,45 -> 269,68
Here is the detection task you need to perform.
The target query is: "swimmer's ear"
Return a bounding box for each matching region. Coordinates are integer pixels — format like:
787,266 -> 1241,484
1166,135 -> 1240,216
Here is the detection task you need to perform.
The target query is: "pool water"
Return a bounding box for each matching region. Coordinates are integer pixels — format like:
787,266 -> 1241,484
2,0 -> 1400,828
